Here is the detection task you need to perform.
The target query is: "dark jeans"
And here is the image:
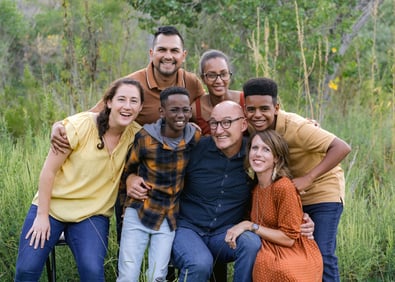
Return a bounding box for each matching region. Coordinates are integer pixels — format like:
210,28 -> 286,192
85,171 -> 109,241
303,202 -> 343,282
172,226 -> 261,282
15,205 -> 109,282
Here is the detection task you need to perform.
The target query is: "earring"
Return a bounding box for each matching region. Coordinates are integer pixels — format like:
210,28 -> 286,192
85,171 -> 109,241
271,166 -> 277,181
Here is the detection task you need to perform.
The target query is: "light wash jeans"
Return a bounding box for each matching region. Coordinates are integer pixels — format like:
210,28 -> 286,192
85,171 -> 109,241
117,207 -> 175,282
172,226 -> 261,282
15,204 -> 109,282
303,202 -> 343,282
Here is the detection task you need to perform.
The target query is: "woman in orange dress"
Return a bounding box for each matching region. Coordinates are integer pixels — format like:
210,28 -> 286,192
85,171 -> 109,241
225,130 -> 323,281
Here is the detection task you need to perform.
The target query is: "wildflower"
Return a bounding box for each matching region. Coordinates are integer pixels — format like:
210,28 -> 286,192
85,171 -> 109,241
328,80 -> 338,91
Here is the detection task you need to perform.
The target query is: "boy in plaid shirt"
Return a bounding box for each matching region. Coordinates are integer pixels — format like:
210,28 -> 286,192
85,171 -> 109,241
117,86 -> 201,282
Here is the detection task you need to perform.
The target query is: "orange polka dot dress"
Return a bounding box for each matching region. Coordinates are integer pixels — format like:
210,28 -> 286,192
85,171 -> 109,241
251,177 -> 323,281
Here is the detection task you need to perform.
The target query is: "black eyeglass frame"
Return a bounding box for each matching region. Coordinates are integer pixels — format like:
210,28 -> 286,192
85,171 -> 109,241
208,116 -> 245,130
203,72 -> 233,82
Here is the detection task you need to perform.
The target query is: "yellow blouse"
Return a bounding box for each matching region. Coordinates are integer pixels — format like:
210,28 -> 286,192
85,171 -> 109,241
32,112 -> 141,222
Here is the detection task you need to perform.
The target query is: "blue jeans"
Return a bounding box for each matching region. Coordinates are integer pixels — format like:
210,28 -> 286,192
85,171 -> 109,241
15,205 -> 109,282
172,226 -> 261,282
117,207 -> 175,282
303,202 -> 343,282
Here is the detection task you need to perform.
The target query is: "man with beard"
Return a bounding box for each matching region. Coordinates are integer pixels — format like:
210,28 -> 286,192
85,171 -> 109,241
51,26 -> 204,150
122,25 -> 205,126
49,26 -> 205,265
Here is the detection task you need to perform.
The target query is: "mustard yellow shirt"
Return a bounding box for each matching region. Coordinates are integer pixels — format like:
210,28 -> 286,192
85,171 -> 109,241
276,110 -> 345,205
32,112 -> 141,222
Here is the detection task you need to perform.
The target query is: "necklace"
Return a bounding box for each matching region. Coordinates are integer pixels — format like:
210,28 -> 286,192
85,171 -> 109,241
253,186 -> 263,224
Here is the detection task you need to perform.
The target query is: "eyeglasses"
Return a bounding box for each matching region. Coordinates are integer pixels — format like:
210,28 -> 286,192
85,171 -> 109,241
168,107 -> 192,115
208,117 -> 244,130
203,72 -> 232,82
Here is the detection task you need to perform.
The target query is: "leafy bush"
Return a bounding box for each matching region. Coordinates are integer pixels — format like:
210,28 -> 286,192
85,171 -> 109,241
0,0 -> 394,281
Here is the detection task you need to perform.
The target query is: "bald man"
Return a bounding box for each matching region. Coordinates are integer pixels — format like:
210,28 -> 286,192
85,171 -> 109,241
128,101 -> 258,281
128,101 -> 314,281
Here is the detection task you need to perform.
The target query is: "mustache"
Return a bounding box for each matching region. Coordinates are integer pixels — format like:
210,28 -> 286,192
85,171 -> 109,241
160,59 -> 176,64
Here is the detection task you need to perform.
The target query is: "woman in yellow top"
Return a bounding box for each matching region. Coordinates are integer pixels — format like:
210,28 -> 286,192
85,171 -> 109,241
14,78 -> 143,282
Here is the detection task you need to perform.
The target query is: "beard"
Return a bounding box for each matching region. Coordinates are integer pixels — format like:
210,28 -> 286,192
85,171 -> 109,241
155,61 -> 179,77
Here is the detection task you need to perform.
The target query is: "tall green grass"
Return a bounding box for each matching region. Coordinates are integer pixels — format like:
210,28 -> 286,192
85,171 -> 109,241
246,3 -> 395,279
0,127 -> 173,281
1,111 -> 394,281
329,100 -> 395,281
1,2 -> 394,280
0,128 -> 47,280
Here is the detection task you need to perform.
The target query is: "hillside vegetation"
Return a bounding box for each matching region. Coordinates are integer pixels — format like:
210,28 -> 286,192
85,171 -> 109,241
0,0 -> 393,281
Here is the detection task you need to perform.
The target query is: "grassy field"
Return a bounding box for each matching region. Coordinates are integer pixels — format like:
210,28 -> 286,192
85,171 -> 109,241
1,1 -> 394,281
0,108 -> 394,281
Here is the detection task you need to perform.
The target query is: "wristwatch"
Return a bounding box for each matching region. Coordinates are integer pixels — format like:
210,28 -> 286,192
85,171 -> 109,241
251,223 -> 259,233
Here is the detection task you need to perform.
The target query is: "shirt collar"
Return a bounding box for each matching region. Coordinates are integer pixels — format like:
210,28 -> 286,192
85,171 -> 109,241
146,62 -> 186,90
207,136 -> 247,159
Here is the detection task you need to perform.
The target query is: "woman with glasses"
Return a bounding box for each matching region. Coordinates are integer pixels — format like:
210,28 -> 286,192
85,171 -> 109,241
191,49 -> 244,135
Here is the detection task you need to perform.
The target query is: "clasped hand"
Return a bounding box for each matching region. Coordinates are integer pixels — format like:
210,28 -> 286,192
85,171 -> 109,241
126,174 -> 150,200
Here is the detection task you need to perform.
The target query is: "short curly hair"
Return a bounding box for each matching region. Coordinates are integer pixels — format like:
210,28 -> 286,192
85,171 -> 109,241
243,78 -> 278,105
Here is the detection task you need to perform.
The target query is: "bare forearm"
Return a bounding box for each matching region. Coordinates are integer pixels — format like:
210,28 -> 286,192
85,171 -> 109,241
306,137 -> 351,181
254,224 -> 295,247
37,172 -> 55,217
229,220 -> 295,247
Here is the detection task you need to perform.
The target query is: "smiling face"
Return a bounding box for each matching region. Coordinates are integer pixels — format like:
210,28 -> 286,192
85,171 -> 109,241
248,134 -> 277,177
161,93 -> 192,138
202,57 -> 231,97
244,95 -> 279,132
150,34 -> 186,77
210,101 -> 247,158
107,84 -> 143,129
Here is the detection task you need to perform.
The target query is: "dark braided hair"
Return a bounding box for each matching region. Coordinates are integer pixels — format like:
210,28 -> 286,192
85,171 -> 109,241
96,78 -> 144,150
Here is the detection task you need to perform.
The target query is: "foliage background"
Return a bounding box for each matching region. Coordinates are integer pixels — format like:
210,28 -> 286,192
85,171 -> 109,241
0,0 -> 394,281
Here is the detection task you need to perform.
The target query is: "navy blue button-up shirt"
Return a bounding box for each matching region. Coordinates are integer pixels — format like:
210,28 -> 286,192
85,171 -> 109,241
177,136 -> 252,235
